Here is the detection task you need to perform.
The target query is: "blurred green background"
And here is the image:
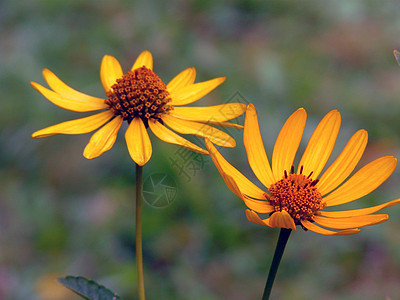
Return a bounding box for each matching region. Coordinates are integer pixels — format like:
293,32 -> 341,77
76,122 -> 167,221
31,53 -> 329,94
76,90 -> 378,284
2,0 -> 400,299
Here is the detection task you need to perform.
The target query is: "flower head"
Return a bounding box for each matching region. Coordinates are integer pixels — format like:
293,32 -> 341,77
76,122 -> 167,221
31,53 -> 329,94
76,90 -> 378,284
32,51 -> 246,165
206,104 -> 399,236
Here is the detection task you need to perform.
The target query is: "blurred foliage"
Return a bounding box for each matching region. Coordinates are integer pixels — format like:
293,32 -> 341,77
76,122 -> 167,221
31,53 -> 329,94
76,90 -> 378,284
1,0 -> 400,299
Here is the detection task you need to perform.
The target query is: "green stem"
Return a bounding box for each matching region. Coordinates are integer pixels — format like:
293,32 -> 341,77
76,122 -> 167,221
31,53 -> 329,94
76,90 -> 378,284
262,228 -> 292,300
135,164 -> 145,300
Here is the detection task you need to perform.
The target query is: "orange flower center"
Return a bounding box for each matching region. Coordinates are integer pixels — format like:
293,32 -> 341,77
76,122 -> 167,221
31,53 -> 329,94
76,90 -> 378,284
267,166 -> 324,224
105,66 -> 173,125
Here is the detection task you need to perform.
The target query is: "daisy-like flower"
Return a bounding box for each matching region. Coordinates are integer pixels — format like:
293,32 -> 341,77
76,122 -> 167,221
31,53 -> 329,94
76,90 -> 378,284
32,51 -> 246,165
206,104 -> 399,236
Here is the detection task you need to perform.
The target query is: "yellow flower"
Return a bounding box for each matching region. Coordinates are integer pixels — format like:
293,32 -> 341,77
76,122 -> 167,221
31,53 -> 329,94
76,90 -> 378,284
206,104 -> 399,236
32,51 -> 246,165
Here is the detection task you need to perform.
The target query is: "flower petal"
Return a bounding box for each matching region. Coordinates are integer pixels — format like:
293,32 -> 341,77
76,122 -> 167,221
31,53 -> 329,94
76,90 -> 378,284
170,77 -> 225,106
317,129 -> 368,196
32,111 -> 114,138
246,209 -> 272,227
125,118 -> 152,166
298,110 -> 341,179
313,214 -> 388,229
318,199 -> 400,218
167,67 -> 196,93
269,211 -> 296,230
204,121 -> 244,129
222,173 -> 273,213
220,172 -> 243,198
301,220 -> 360,236
162,114 -> 235,147
272,108 -> 306,180
243,104 -> 275,189
31,82 -> 108,112
324,156 -> 397,207
148,120 -> 208,154
83,116 -> 123,159
100,55 -> 123,92
205,138 -> 266,199
42,68 -> 108,108
170,103 -> 246,122
243,195 -> 274,214
131,50 -> 153,71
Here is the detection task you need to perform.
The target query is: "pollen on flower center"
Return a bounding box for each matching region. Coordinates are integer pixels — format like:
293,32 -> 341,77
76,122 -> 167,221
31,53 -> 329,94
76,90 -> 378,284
105,66 -> 173,125
267,166 -> 324,224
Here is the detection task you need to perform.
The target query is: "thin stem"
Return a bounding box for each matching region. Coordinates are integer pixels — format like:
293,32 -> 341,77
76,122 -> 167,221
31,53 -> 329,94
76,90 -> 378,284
135,164 -> 145,300
262,228 -> 292,300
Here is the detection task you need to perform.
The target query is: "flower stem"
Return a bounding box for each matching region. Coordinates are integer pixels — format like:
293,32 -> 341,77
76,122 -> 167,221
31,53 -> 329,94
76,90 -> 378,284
135,164 -> 145,300
262,228 -> 292,300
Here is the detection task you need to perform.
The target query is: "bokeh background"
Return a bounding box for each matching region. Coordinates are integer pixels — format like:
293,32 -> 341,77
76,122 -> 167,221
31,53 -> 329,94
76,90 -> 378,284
2,0 -> 400,299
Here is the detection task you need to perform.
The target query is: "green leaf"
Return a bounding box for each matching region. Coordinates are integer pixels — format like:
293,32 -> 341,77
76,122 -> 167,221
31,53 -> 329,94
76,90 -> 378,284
57,276 -> 121,300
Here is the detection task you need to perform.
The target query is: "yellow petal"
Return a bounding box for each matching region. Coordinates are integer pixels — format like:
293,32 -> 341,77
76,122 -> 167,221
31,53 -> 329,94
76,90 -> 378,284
170,77 -> 225,106
100,55 -> 123,92
269,211 -> 296,230
32,111 -> 114,138
272,108 -> 306,180
301,220 -> 360,236
83,116 -> 123,159
246,209 -> 272,227
42,69 -> 108,109
313,214 -> 388,229
170,103 -> 246,122
125,118 -> 152,166
243,104 -> 275,189
317,130 -> 368,196
222,173 -> 273,213
131,50 -> 153,71
204,121 -> 244,129
162,114 -> 236,147
167,67 -> 196,93
298,110 -> 341,179
243,195 -> 274,214
324,156 -> 397,207
318,199 -> 400,218
148,120 -> 208,154
205,138 -> 266,199
220,172 -> 243,198
31,82 -> 108,112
